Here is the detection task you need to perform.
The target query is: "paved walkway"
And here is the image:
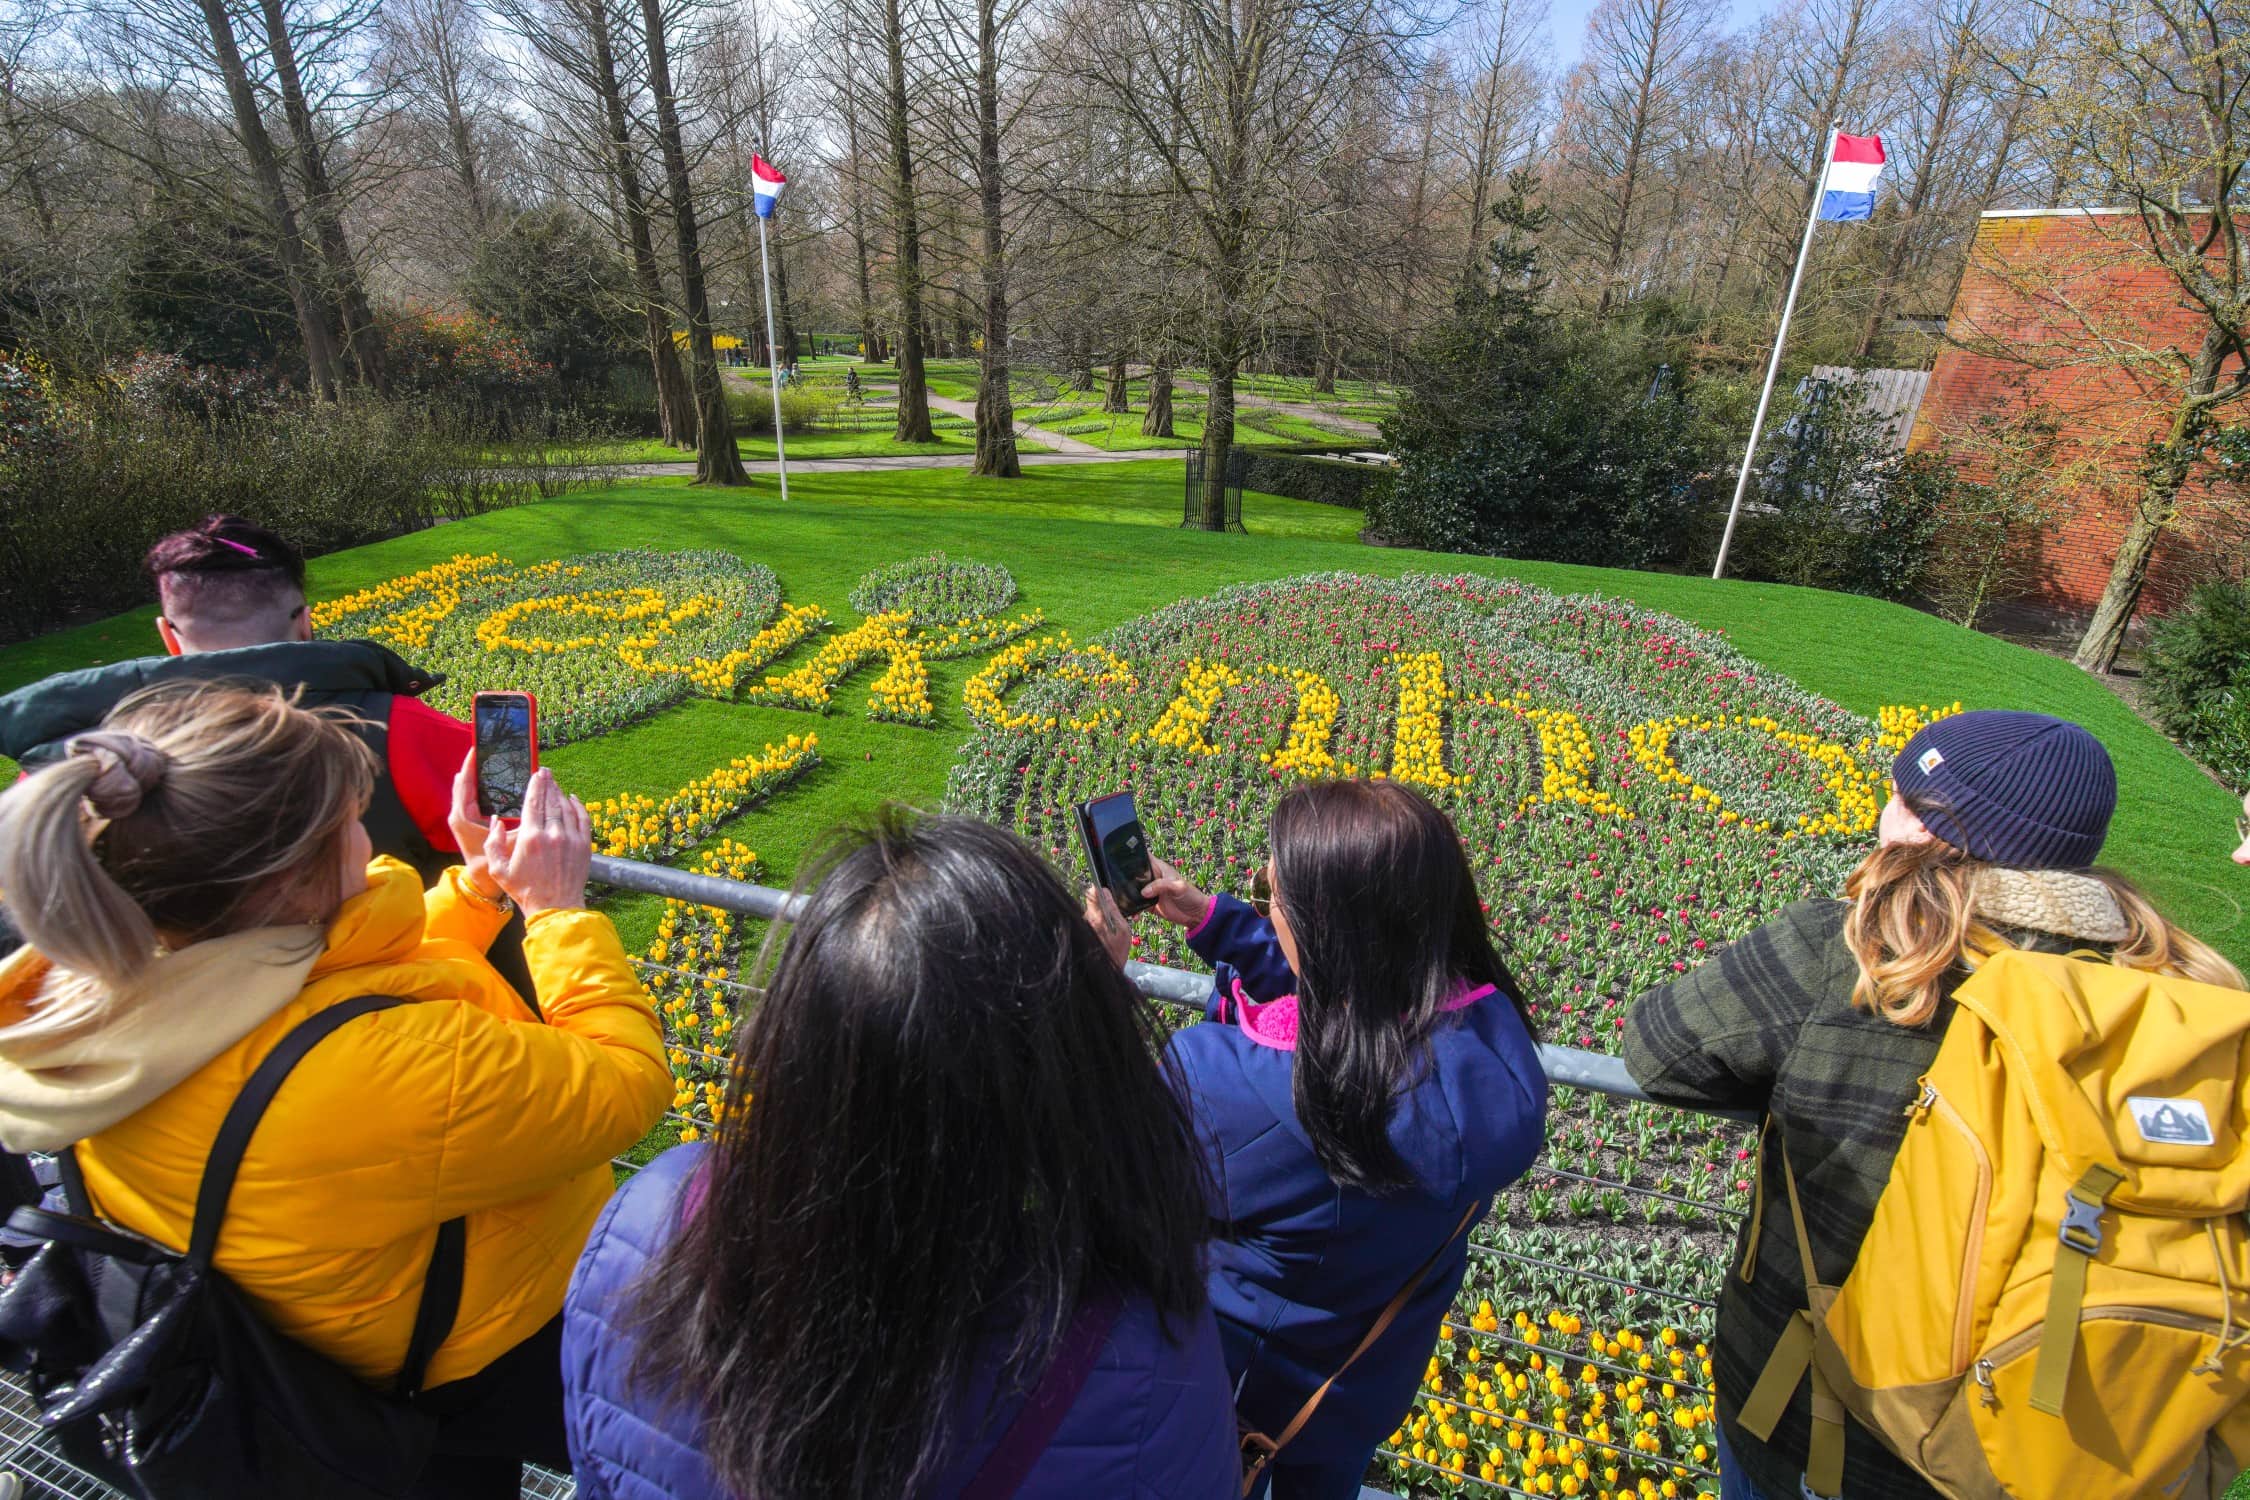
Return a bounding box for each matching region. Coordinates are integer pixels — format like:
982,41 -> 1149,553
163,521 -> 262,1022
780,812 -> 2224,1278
1175,378 -> 1382,441
601,448 -> 1147,479
922,392 -> 1107,456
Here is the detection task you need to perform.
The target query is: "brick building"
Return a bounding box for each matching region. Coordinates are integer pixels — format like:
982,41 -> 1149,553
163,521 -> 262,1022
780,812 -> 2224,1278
1906,207 -> 2245,623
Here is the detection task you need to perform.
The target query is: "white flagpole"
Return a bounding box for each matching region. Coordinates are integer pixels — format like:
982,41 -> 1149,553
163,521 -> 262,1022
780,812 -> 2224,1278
755,182 -> 789,502
1711,122 -> 1841,581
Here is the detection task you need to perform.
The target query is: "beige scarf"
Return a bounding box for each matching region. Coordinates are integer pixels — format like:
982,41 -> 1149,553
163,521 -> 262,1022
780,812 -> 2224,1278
1973,866 -> 2129,946
0,927 -> 322,1152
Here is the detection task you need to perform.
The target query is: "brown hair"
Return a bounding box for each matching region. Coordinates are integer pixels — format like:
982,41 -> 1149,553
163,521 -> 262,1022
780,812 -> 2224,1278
0,681 -> 375,1009
1841,839 -> 2245,1028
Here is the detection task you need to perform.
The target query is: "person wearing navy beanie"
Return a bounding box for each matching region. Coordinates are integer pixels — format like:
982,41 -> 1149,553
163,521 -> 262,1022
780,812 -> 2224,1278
1620,708 -> 2243,1500
1887,709 -> 2116,870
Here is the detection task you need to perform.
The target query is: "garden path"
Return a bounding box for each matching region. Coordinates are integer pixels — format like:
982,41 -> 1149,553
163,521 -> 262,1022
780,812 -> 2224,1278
595,448 -> 1145,479
922,392 -> 1107,456
1173,377 -> 1382,440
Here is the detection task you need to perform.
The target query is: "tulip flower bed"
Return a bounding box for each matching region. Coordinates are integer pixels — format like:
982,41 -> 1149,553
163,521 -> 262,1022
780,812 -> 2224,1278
316,548 -> 1044,738
949,572 -> 1937,1013
314,549 -> 808,745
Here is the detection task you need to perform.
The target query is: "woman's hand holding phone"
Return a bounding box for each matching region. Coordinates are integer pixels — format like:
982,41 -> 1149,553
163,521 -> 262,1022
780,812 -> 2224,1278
1139,857 -> 1211,930
484,768 -> 593,918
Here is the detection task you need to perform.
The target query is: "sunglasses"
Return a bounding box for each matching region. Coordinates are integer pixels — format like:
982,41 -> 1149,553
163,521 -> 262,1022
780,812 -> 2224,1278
1251,865 -> 1273,919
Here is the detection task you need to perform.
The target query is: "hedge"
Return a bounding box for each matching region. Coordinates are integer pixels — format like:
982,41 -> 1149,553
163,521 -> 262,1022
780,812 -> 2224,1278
1234,445 -> 1388,509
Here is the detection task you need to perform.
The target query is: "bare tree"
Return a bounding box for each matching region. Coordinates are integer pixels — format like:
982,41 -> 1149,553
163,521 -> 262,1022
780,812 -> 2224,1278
1851,0 -> 1984,354
875,0 -> 935,441
637,0 -> 748,483
253,0 -> 386,388
1552,0 -> 1719,314
1068,0 -> 1421,527
1454,0 -> 1546,294
379,0 -> 498,232
191,0 -> 346,395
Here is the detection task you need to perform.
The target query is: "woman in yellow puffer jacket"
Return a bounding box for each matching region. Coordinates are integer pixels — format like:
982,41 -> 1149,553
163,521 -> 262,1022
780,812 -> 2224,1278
0,681 -> 671,1498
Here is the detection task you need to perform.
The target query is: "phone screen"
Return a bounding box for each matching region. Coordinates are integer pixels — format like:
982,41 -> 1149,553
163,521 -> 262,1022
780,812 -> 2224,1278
475,694 -> 534,819
1083,792 -> 1155,913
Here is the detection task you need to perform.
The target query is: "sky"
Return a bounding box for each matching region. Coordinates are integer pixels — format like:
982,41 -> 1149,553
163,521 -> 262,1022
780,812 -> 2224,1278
1543,0 -> 1776,69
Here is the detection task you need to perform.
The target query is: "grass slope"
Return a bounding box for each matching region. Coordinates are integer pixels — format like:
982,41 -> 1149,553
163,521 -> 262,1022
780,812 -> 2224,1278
3,460 -> 2239,969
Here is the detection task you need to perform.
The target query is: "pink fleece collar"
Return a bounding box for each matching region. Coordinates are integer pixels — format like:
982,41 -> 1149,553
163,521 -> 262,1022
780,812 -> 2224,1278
1217,980 -> 1496,1052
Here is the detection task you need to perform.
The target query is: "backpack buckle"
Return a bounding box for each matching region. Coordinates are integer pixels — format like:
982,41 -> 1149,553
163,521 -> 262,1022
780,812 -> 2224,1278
2059,1191 -> 2106,1255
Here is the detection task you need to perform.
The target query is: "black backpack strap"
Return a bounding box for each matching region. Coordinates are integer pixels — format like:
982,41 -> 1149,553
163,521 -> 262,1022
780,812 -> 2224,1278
58,1147 -> 90,1217
187,994 -> 413,1266
395,1217 -> 465,1398
172,993 -> 470,1398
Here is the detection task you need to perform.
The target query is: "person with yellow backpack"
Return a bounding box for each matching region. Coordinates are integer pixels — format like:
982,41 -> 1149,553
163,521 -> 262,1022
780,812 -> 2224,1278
1623,709 -> 2250,1500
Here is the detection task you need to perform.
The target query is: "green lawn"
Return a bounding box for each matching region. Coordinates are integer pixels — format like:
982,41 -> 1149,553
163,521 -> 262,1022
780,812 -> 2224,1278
2,459 -> 2239,968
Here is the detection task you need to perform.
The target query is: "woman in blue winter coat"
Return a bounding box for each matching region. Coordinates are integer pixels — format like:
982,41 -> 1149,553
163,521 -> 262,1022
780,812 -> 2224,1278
562,813 -> 1241,1500
1086,780 -> 1550,1500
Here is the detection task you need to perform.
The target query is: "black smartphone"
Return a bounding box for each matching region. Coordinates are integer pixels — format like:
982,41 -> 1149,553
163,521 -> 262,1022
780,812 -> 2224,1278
473,691 -> 538,821
1077,791 -> 1156,916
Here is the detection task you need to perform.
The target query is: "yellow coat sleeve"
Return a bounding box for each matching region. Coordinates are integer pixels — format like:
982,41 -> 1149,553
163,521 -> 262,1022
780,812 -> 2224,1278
422,864 -> 512,953
417,908 -> 670,1218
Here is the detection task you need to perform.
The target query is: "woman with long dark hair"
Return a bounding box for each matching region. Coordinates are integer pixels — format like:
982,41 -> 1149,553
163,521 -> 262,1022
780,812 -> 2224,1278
562,812 -> 1239,1500
1087,779 -> 1549,1499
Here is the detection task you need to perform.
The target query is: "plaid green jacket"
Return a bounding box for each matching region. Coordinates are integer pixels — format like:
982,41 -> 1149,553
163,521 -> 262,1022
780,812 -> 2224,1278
1623,899 -> 2081,1500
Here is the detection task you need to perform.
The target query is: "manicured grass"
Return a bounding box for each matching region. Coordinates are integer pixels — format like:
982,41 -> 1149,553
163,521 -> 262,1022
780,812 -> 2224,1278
3,459 -> 2240,967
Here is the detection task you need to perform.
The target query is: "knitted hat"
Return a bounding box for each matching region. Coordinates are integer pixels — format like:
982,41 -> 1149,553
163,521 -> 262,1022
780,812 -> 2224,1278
1892,710 -> 2116,870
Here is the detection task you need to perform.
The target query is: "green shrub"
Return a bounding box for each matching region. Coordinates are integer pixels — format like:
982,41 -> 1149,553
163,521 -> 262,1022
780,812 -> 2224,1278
1729,383 -> 1941,602
0,372 -> 599,641
2147,581 -> 2250,788
729,381 -> 830,434
1373,173 -> 1718,571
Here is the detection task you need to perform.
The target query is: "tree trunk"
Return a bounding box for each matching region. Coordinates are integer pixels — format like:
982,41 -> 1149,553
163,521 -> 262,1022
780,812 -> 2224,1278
773,243 -> 800,364
637,0 -> 747,484
838,39 -> 880,366
193,0 -> 343,399
1103,358 -> 1129,413
882,0 -> 934,443
257,0 -> 385,391
586,0 -> 692,447
1198,347 -> 1237,529
1142,366 -> 1174,436
970,0 -> 1018,479
2072,333 -> 2228,672
1314,346 -> 1338,395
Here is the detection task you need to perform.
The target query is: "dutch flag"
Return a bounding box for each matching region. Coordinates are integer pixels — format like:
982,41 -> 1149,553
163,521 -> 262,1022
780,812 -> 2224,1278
1817,132 -> 1884,221
752,154 -> 786,219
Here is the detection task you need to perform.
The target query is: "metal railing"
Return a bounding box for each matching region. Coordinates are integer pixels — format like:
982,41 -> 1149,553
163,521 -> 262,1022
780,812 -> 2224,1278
0,856 -> 1754,1500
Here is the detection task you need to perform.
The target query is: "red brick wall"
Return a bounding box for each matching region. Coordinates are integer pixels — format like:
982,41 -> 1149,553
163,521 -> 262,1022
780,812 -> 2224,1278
1906,210 -> 2242,620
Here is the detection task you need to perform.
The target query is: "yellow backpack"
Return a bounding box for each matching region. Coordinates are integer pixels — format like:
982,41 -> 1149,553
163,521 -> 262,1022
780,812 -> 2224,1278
1738,948 -> 2250,1498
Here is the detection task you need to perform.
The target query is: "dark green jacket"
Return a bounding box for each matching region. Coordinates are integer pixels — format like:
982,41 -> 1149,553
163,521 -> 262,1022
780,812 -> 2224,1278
1624,899 -> 2081,1500
0,641 -> 444,882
